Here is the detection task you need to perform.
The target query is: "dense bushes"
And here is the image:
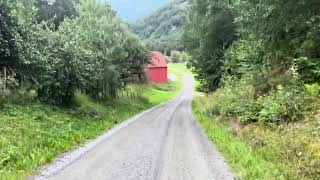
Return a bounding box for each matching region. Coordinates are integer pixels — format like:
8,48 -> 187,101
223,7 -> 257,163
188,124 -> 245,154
184,0 -> 320,123
205,80 -> 255,119
185,0 -> 320,178
1,0 -> 150,104
206,80 -> 303,124
196,79 -> 320,178
195,93 -> 320,179
170,51 -> 190,63
258,85 -> 303,123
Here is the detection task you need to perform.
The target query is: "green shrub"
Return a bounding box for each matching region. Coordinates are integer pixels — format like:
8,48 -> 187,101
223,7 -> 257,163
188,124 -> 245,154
305,83 -> 320,99
0,77 -> 36,107
171,51 -> 181,63
195,91 -> 320,179
0,79 -> 4,106
258,85 -> 303,123
0,92 -> 6,108
193,96 -> 285,179
206,80 -> 259,123
206,80 -> 304,124
170,51 -> 191,63
71,92 -> 105,117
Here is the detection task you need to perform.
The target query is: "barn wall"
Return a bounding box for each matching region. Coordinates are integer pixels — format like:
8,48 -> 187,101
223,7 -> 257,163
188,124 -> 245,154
148,67 -> 167,83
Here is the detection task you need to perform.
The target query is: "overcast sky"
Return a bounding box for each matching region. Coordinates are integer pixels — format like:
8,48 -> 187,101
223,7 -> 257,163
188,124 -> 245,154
106,0 -> 170,22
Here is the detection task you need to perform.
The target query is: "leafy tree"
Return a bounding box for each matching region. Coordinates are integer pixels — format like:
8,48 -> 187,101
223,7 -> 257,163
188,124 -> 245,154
0,0 -> 20,67
180,51 -> 190,63
170,51 -> 189,63
35,0 -> 78,30
112,31 -> 150,84
171,51 -> 181,63
183,0 -> 236,90
3,0 -> 150,104
185,0 -> 320,91
223,0 -> 320,90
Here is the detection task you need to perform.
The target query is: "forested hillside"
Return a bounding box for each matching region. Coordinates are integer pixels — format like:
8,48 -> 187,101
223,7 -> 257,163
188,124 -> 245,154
185,0 -> 320,179
131,0 -> 188,53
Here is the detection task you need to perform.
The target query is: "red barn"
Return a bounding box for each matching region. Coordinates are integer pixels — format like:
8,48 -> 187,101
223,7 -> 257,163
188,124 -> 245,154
146,51 -> 168,83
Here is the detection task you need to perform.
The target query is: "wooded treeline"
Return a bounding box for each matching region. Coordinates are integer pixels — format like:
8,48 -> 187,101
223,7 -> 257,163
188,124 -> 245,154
184,0 -> 320,177
183,0 -> 320,123
0,0 -> 150,104
184,0 -> 320,92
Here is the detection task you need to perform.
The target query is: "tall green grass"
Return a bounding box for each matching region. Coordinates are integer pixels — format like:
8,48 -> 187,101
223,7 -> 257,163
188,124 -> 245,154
192,96 -> 286,180
0,64 -> 188,178
168,63 -> 190,74
0,81 -> 180,178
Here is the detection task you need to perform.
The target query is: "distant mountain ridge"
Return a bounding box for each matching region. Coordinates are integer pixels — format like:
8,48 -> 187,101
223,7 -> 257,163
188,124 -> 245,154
130,0 -> 188,52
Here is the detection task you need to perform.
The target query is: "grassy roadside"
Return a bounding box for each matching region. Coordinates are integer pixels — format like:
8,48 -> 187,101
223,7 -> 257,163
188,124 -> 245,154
176,65 -> 282,178
168,63 -> 190,75
168,63 -> 202,90
193,93 -> 320,179
193,94 -> 285,179
0,66 -> 186,178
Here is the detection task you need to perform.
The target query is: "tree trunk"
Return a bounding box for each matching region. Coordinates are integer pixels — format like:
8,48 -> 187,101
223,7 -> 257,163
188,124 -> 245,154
3,67 -> 6,91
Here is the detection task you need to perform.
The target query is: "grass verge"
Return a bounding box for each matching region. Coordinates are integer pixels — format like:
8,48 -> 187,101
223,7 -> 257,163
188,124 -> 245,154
0,78 -> 181,178
168,63 -> 190,75
192,94 -> 286,180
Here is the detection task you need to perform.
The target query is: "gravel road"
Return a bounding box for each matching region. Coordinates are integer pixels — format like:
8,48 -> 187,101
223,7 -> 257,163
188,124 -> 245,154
35,75 -> 234,180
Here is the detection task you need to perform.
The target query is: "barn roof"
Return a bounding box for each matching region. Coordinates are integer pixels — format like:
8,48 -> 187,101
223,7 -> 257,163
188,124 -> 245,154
147,51 -> 167,68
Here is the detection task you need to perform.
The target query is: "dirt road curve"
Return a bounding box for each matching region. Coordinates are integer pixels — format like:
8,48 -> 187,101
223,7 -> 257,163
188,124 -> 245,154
36,75 -> 234,180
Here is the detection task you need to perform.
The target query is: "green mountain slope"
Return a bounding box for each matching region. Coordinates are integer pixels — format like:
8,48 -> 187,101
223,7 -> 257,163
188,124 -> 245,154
131,0 -> 188,53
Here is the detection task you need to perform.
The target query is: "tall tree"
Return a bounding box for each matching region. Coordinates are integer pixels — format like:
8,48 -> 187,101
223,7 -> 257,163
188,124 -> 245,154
36,0 -> 78,30
183,0 -> 236,91
224,0 -> 320,88
0,0 -> 20,66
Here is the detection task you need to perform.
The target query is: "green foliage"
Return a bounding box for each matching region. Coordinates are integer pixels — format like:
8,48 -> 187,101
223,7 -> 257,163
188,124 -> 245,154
0,79 -> 180,177
0,80 -> 6,107
305,83 -> 320,99
187,0 -> 320,179
204,80 -> 258,123
205,79 -> 304,124
171,51 -> 181,63
0,99 -> 145,177
170,51 -> 190,63
0,0 -> 20,65
228,0 -> 320,85
180,52 -> 190,63
184,0 -> 320,122
296,57 -> 320,84
193,96 -> 284,179
183,0 -> 237,91
36,0 -> 78,30
194,92 -> 320,179
239,122 -> 320,179
0,63 -> 184,177
258,85 -> 303,123
131,0 -> 188,52
185,0 -> 320,90
2,0 -> 150,104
